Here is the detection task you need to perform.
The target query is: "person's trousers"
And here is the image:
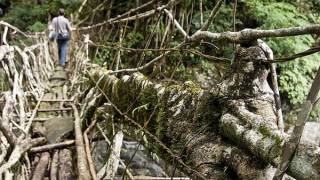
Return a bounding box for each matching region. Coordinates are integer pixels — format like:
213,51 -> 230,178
57,39 -> 68,67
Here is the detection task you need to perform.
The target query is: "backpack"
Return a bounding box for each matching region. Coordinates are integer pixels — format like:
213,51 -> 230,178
57,32 -> 70,40
48,30 -> 56,41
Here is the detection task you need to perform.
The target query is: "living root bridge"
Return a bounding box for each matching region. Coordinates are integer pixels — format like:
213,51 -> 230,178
85,45 -> 320,179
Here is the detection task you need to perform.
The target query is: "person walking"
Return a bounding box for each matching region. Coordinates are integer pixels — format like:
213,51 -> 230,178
51,8 -> 71,68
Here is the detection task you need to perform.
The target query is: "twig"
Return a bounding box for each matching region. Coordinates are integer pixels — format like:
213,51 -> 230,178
164,9 -> 188,38
29,140 -> 75,153
0,21 -> 34,38
200,0 -> 223,31
24,92 -> 44,134
115,28 -> 124,71
83,118 -> 98,180
200,0 -> 203,26
110,0 -> 156,22
2,26 -> 8,45
185,49 -> 230,63
232,0 -> 237,32
75,0 -> 89,20
121,134 -> 142,179
232,0 -> 237,49
109,43 -> 185,74
271,46 -> 320,62
76,1 -> 165,31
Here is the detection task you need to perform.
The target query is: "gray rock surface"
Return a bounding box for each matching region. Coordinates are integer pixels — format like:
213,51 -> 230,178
92,140 -> 167,178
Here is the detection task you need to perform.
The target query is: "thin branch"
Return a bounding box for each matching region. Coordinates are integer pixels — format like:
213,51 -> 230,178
271,46 -> 320,62
115,28 -> 124,71
185,49 -> 230,63
75,0 -> 89,20
2,26 -> 8,45
191,25 -> 320,43
232,0 -> 237,32
232,0 -> 237,49
110,0 -> 156,22
200,0 -> 203,26
164,9 -> 188,38
75,0 -> 181,31
23,93 -> 44,134
111,9 -> 161,24
109,43 -> 184,74
76,5 -> 166,31
88,41 -> 179,52
83,118 -> 98,180
0,21 -> 36,38
200,0 -> 223,31
89,40 -> 229,63
30,140 -> 75,153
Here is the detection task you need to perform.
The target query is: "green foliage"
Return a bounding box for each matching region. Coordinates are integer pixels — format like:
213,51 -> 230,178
47,0 -> 81,15
244,0 -> 320,105
3,3 -> 48,31
27,21 -> 46,32
3,0 -> 81,32
123,31 -> 144,48
93,48 -> 111,66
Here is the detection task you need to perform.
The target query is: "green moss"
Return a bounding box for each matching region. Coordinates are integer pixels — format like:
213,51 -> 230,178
139,86 -> 157,106
183,81 -> 202,94
258,125 -> 272,137
167,84 -> 182,92
273,135 -> 283,146
258,125 -> 283,146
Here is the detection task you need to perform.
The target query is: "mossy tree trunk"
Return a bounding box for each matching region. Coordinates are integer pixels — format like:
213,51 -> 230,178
84,43 -> 320,179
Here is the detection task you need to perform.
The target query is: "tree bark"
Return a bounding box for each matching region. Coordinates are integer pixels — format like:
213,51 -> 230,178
72,104 -> 91,180
190,25 -> 320,43
31,152 -> 50,180
50,150 -> 59,180
58,149 -> 75,180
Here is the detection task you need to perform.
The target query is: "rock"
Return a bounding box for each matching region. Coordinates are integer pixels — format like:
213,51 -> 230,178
92,140 -> 109,171
43,117 -> 74,143
300,122 -> 320,146
92,140 -> 167,177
